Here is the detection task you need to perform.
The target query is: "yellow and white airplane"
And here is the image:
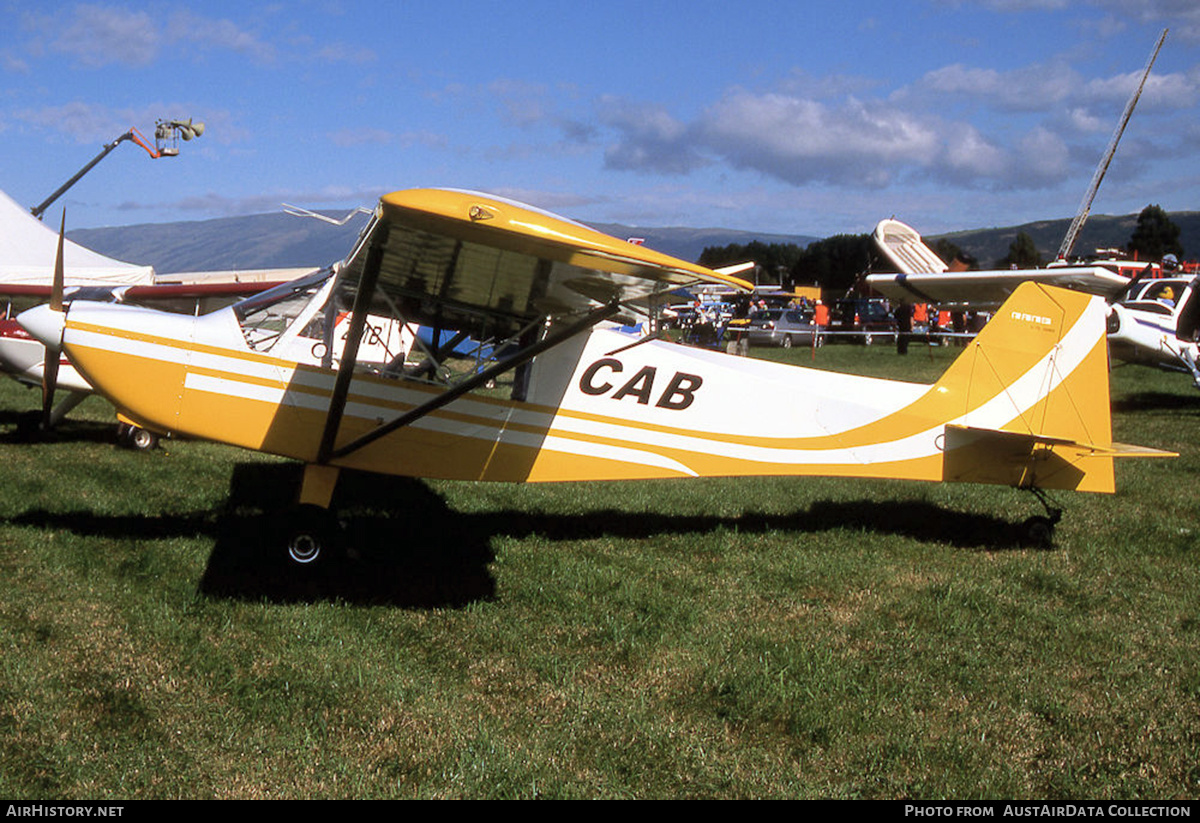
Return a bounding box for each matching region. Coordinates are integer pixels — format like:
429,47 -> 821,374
18,189 -> 1172,562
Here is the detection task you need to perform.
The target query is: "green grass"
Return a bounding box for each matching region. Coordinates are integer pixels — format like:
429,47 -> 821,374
0,342 -> 1196,799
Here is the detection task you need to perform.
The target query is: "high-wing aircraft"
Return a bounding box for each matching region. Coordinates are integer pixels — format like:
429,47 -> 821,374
865,218 -> 1132,308
18,189 -> 1172,564
865,217 -> 1200,389
1107,274 -> 1200,388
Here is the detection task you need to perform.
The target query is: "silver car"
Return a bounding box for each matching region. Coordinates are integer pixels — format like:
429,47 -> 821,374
747,308 -> 819,348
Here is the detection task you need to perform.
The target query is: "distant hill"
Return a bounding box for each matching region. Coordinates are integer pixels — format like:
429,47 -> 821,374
67,212 -> 819,274
927,212 -> 1200,268
65,207 -> 1200,278
68,212 -> 371,275
587,223 -> 818,266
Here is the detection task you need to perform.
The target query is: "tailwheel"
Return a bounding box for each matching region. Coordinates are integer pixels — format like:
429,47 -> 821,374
285,504 -> 342,568
1020,488 -> 1063,549
1020,515 -> 1057,549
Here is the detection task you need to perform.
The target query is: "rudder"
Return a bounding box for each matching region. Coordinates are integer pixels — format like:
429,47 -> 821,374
933,283 -> 1116,492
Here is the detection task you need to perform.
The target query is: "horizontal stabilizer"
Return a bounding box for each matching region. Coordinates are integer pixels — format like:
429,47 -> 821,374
942,425 -> 1174,493
1103,441 -> 1178,458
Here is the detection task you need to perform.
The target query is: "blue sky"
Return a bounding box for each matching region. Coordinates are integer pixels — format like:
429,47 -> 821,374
2,1 -> 1198,243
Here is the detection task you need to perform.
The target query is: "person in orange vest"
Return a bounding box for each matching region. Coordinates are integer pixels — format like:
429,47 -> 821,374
813,300 -> 829,347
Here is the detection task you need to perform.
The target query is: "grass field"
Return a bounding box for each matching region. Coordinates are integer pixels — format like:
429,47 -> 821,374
0,340 -> 1196,799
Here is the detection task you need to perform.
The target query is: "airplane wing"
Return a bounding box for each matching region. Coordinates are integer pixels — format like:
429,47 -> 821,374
866,216 -> 1129,309
337,189 -> 753,332
865,267 -> 1131,309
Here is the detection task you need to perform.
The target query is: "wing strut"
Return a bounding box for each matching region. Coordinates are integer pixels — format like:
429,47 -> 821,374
327,300 -> 621,462
316,223 -> 389,464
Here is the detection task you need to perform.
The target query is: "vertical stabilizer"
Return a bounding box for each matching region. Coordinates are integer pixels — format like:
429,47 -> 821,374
932,283 -> 1116,492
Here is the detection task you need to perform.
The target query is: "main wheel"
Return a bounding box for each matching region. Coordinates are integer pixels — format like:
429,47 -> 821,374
285,505 -> 340,567
127,427 -> 159,451
782,335 -> 793,348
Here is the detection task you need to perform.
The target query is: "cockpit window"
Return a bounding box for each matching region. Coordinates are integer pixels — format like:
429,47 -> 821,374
234,269 -> 334,350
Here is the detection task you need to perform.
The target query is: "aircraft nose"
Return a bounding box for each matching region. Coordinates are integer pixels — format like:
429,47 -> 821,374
17,304 -> 66,350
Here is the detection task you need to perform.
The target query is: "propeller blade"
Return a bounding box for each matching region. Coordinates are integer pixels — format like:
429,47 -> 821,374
41,210 -> 67,430
50,210 -> 65,311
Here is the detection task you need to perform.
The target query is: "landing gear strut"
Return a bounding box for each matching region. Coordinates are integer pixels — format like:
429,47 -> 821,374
284,464 -> 345,568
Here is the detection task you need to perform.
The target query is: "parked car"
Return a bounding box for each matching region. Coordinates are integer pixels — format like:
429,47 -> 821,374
831,298 -> 897,345
745,308 -> 819,347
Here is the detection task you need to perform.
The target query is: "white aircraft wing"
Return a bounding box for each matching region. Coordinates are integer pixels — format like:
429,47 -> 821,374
864,267 -> 1131,309
868,216 -> 1130,309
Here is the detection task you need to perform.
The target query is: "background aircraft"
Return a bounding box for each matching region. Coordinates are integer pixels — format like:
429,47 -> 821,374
865,217 -> 1132,308
1106,275 -> 1200,388
865,217 -> 1200,390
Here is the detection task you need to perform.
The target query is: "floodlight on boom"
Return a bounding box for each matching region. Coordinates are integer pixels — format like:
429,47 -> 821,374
154,118 -> 206,156
31,117 -> 206,220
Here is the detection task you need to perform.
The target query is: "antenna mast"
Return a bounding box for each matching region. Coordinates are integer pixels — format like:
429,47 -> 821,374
1056,28 -> 1167,261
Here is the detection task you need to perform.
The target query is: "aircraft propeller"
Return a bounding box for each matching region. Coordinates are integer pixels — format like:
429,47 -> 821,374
39,211 -> 67,432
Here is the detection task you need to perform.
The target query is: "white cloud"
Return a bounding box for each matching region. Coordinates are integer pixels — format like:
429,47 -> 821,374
17,101 -> 129,143
315,43 -> 377,65
940,126 -> 1008,180
1012,126 -> 1071,187
328,127 -> 394,147
22,5 -> 276,69
166,11 -> 275,63
698,92 -> 939,187
597,96 -> 708,175
915,62 -> 1080,111
40,4 -> 159,68
2,51 -> 30,74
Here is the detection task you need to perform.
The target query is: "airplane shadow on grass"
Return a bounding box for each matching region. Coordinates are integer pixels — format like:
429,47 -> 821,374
195,463 -> 1047,606
1113,391 -> 1200,414
0,409 -> 120,446
7,461 -> 1048,608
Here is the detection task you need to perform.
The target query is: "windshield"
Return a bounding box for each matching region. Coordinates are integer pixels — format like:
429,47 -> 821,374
233,269 -> 334,351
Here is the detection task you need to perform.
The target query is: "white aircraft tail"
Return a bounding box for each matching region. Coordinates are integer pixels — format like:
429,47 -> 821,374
873,218 -> 948,275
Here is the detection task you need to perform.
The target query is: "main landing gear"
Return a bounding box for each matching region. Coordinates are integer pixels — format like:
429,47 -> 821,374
284,464 -> 344,569
116,422 -> 159,451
